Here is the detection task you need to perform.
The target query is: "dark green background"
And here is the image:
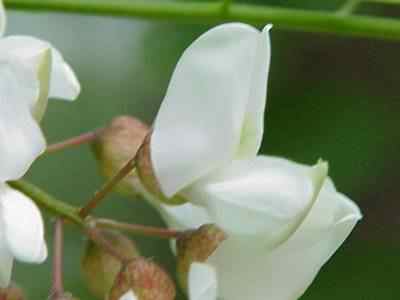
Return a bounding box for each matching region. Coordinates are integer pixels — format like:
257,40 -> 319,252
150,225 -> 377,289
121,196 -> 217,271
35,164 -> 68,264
6,0 -> 400,299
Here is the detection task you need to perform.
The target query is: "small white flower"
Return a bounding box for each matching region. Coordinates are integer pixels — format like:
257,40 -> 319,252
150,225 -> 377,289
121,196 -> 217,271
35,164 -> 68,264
0,183 -> 47,287
0,1 -> 80,287
0,0 -> 80,182
143,23 -> 362,300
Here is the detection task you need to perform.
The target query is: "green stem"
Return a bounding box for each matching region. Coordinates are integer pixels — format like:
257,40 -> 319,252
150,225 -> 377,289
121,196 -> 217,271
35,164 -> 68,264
4,0 -> 400,41
338,0 -> 363,15
365,0 -> 400,4
95,218 -> 182,239
9,180 -> 83,226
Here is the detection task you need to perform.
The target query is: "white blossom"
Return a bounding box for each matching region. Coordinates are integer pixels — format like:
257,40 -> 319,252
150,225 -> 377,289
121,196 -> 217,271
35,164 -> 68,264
143,23 -> 362,300
0,1 -> 80,287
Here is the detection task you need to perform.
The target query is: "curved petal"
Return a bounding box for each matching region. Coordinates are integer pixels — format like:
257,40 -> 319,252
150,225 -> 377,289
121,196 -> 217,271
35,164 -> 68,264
0,35 -> 80,102
0,0 -> 6,37
0,184 -> 47,263
151,23 -> 262,197
235,24 -> 272,159
185,156 -> 327,248
158,202 -> 212,231
207,180 -> 361,300
189,263 -> 217,300
0,58 -> 46,181
0,225 -> 13,288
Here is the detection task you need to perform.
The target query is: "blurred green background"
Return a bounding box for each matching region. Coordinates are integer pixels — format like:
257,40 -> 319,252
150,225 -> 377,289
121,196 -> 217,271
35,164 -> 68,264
6,0 -> 400,299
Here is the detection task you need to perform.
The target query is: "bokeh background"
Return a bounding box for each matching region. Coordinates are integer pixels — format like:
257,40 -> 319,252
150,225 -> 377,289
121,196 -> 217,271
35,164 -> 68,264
7,0 -> 400,299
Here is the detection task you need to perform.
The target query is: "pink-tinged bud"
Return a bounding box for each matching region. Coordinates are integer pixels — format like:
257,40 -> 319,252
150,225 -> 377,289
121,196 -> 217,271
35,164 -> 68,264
81,230 -> 140,299
92,116 -> 149,196
176,224 -> 226,291
109,257 -> 175,300
136,134 -> 187,205
0,283 -> 25,300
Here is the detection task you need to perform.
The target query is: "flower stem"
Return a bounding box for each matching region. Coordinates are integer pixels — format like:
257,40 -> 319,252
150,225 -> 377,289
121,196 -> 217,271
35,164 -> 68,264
51,219 -> 64,300
5,0 -> 400,40
220,0 -> 233,14
338,0 -> 363,15
46,128 -> 103,154
95,218 -> 182,239
79,156 -> 136,219
365,0 -> 400,4
9,180 -> 83,225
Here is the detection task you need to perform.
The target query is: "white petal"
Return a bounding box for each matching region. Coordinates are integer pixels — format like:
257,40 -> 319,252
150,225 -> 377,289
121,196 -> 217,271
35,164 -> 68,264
119,290 -> 138,300
235,24 -> 272,159
0,57 -> 46,181
0,224 -> 13,288
0,0 -> 6,37
158,202 -> 212,231
186,156 -> 327,248
0,184 -> 47,263
189,263 -> 217,300
207,179 -> 361,300
151,23 -> 262,197
0,35 -> 80,102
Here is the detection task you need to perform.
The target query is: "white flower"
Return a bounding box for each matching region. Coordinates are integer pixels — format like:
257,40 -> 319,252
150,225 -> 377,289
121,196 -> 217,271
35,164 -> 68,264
142,23 -> 362,300
0,183 -> 47,287
0,0 -> 80,181
0,1 -> 80,287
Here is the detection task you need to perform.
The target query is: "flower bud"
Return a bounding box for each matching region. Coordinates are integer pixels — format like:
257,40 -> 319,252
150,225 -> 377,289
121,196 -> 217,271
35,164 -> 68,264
0,283 -> 25,300
108,257 -> 175,300
92,116 -> 149,196
136,134 -> 187,205
176,224 -> 226,291
81,230 -> 140,299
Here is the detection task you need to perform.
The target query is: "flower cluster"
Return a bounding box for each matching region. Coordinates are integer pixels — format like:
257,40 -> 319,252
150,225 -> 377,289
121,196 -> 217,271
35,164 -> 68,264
132,23 -> 362,300
0,0 -> 79,288
0,1 -> 362,299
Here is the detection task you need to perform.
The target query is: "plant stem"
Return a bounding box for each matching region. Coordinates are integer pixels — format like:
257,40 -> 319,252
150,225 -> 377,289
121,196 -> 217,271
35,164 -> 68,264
9,180 -> 83,225
46,128 -> 103,154
79,156 -> 136,219
338,0 -> 363,15
51,219 -> 64,300
220,0 -> 232,14
365,0 -> 400,4
95,218 -> 182,239
4,0 -> 400,41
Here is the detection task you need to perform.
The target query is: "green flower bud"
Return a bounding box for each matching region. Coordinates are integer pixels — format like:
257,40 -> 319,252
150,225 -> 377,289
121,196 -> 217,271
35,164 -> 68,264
92,116 -> 149,196
81,230 -> 140,299
108,257 -> 175,300
176,224 -> 226,292
0,283 -> 25,300
136,133 -> 187,205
